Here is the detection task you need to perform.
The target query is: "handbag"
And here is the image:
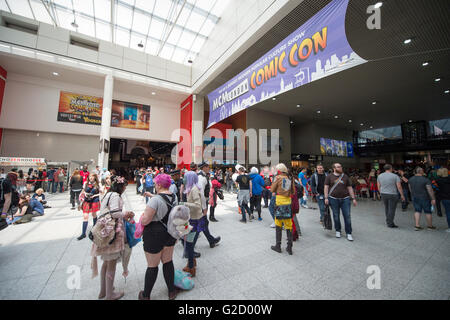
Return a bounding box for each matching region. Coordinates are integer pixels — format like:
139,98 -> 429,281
125,220 -> 141,248
216,189 -> 224,200
323,205 -> 333,230
89,193 -> 120,249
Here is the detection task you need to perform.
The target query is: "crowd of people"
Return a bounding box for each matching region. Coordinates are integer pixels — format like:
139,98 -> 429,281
1,160 -> 449,300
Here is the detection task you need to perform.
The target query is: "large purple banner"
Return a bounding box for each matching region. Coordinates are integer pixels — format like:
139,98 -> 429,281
207,0 -> 366,127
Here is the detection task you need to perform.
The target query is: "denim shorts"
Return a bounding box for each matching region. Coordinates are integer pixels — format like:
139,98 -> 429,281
413,198 -> 432,214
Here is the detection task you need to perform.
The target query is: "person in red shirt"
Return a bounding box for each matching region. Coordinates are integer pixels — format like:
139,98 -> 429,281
80,167 -> 90,184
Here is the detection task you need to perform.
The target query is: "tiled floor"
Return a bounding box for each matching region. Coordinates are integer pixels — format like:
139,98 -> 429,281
0,188 -> 449,300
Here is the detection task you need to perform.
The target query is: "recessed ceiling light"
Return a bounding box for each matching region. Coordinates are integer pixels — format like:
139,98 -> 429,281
370,126 -> 373,129
52,72 -> 59,76
290,121 -> 294,124
374,2 -> 383,9
348,120 -> 352,123
317,110 -> 321,114
296,104 -> 301,108
422,61 -> 429,67
445,90 -> 449,94
151,92 -> 156,95
404,38 -> 412,44
435,78 -> 441,82
409,120 -> 413,122
334,116 -> 338,119
372,101 -> 377,105
360,123 -> 364,126
272,97 -> 276,101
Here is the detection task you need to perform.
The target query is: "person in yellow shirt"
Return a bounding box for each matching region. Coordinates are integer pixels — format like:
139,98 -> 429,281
270,163 -> 296,255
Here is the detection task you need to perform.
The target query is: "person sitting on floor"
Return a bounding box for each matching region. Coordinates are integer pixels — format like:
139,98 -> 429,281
32,188 -> 51,208
7,194 -> 34,225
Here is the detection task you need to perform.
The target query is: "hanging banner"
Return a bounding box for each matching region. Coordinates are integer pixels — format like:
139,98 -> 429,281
111,100 -> 150,131
57,91 -> 103,125
206,0 -> 367,127
58,92 -> 151,130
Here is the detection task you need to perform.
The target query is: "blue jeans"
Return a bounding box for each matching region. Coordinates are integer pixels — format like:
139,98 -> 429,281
49,180 -> 56,193
58,181 -> 64,193
269,195 -> 276,220
401,188 -> 409,209
317,196 -> 326,221
329,197 -> 352,234
441,199 -> 450,228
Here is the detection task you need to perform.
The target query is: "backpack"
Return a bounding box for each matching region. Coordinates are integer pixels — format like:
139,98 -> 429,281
264,176 -> 271,187
88,193 -> 120,249
216,188 -> 224,200
198,171 -> 210,198
158,194 -> 192,240
144,174 -> 154,187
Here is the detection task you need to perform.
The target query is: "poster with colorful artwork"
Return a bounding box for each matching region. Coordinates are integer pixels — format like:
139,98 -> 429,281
111,100 -> 150,131
57,91 -> 103,125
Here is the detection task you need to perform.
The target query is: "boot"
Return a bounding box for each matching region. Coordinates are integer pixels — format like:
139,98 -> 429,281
182,264 -> 196,277
271,226 -> 282,253
286,229 -> 293,255
105,271 -> 124,300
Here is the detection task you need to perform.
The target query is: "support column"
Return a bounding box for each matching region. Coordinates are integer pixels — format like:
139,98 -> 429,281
98,74 -> 114,170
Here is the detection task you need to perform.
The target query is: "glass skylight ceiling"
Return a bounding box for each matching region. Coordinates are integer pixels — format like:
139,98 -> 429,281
0,0 -> 230,65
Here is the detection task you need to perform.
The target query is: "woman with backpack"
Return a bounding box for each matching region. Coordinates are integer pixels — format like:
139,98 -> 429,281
91,176 -> 134,300
77,173 -> 100,241
138,174 -> 179,300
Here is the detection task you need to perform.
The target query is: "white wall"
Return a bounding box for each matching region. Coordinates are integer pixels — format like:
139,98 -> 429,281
0,73 -> 180,143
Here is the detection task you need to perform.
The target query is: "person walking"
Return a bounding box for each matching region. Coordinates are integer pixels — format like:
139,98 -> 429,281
208,178 -> 222,223
298,168 -> 309,208
324,163 -> 357,241
138,174 -> 179,300
261,167 -> 273,208
236,166 -> 253,223
77,173 -> 101,240
270,163 -> 296,255
369,169 -> 381,201
47,167 -> 55,193
179,171 -> 204,277
310,164 -> 327,224
436,168 -> 450,232
69,170 -> 83,210
398,169 -> 410,211
408,167 -> 437,231
249,167 -> 265,221
377,164 -> 405,228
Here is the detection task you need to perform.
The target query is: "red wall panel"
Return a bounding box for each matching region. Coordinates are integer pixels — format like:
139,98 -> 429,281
179,95 -> 193,169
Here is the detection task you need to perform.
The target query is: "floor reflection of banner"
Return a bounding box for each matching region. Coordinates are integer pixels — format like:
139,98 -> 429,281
111,100 -> 150,130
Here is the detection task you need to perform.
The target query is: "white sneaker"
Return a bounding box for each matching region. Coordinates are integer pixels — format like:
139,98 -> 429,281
336,231 -> 341,238
301,204 -> 309,209
270,222 -> 276,228
347,234 -> 353,241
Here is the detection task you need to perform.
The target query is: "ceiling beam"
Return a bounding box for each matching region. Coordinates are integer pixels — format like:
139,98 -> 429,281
41,0 -> 58,26
157,0 -> 187,56
111,0 -> 115,43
